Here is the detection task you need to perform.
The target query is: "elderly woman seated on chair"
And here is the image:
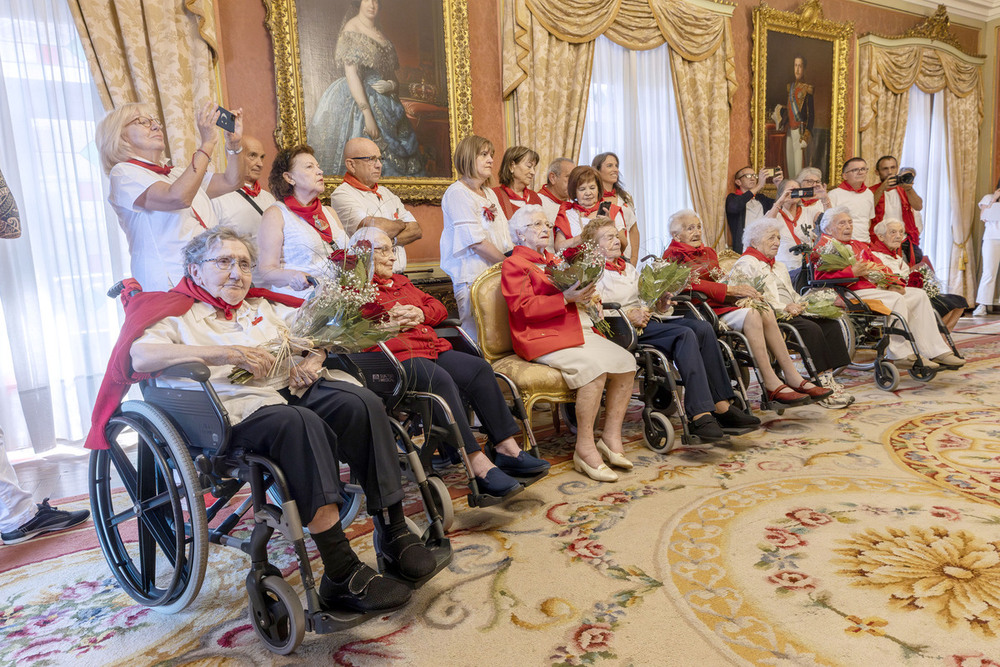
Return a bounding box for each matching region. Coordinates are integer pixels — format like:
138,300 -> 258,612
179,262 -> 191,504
352,227 -> 549,500
814,207 -> 965,370
662,209 -> 832,407
501,205 -> 637,483
869,218 -> 967,332
732,217 -> 855,409
128,227 -> 437,615
583,217 -> 759,442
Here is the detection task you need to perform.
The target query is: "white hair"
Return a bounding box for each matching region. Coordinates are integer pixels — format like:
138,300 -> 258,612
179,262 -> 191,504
819,206 -> 851,232
508,204 -> 546,244
743,217 -> 783,251
795,167 -> 822,182
349,226 -> 391,248
668,209 -> 700,238
872,218 -> 905,240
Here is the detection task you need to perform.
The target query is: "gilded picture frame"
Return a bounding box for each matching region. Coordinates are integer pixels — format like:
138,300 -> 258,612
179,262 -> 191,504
751,0 -> 853,185
263,0 -> 474,202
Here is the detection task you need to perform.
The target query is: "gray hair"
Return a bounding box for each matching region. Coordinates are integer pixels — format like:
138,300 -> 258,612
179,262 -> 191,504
872,218 -> 905,239
508,204 -> 547,244
775,179 -> 799,199
795,167 -> 822,183
743,217 -> 783,251
818,206 -> 851,232
349,226 -> 391,248
668,209 -> 700,238
546,157 -> 573,181
183,227 -> 257,277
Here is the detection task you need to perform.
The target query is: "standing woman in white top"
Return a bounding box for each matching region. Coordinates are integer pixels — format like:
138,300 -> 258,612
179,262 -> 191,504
439,135 -> 513,340
593,152 -> 639,263
97,101 -> 245,292
974,178 -> 1000,317
257,145 -> 350,296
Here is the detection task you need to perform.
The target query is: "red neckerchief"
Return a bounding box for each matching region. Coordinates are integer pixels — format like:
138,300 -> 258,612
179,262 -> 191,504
127,158 -> 172,176
838,180 -> 868,194
602,190 -> 616,199
868,237 -> 900,259
800,197 -> 819,207
284,195 -> 333,244
734,187 -> 746,196
663,240 -> 718,279
501,184 -> 530,203
872,184 -> 919,261
604,257 -> 628,273
242,181 -> 261,197
513,244 -> 557,266
571,201 -> 601,216
743,246 -> 775,267
170,276 -> 246,320
343,172 -> 381,200
779,206 -> 803,244
539,185 -> 565,206
372,273 -> 394,287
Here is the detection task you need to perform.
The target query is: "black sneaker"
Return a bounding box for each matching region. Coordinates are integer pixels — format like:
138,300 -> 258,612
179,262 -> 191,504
689,414 -> 728,443
1,499 -> 90,545
713,405 -> 762,429
318,563 -> 411,613
379,531 -> 436,581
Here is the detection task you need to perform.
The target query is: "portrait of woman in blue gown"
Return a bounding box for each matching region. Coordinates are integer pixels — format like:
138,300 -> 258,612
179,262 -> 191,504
307,0 -> 425,178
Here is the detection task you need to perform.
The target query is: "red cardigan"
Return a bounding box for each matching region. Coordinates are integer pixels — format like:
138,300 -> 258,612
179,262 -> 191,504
812,234 -> 880,290
501,245 -> 585,360
662,240 -> 736,315
493,184 -> 543,220
369,274 -> 452,361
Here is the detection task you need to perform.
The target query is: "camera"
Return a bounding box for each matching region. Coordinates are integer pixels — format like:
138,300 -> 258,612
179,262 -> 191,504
789,187 -> 814,199
896,171 -> 915,185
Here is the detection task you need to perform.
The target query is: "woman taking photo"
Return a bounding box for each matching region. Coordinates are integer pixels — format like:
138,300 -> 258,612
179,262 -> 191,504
493,146 -> 542,219
593,152 -> 639,263
502,206 -> 637,483
439,135 -> 513,341
257,145 -> 350,296
554,166 -> 627,253
98,101 -> 244,291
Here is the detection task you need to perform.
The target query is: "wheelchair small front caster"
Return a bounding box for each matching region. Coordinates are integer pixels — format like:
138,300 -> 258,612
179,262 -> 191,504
643,412 -> 675,454
874,360 -> 900,391
248,575 -> 305,655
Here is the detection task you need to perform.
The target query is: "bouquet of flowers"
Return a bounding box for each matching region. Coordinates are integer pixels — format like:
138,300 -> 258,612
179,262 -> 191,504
545,242 -> 610,336
814,239 -> 902,289
229,242 -> 396,384
907,265 -> 941,299
721,266 -> 771,312
637,258 -> 691,312
798,288 -> 844,319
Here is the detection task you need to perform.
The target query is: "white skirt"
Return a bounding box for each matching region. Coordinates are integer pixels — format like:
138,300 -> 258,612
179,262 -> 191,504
535,327 -> 637,389
720,307 -> 752,330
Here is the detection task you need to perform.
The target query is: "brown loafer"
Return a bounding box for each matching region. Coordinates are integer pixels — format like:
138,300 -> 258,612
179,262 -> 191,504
767,384 -> 811,405
795,381 -> 834,400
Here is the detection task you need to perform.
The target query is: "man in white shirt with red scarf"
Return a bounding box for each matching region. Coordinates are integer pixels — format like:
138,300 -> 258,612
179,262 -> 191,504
538,157 -> 574,224
211,136 -> 276,239
827,157 -> 875,244
870,155 -> 923,263
330,137 -> 422,272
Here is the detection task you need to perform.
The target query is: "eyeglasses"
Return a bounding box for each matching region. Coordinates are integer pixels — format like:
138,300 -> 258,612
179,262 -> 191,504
372,245 -> 395,256
800,179 -> 821,185
526,220 -> 554,231
129,116 -> 162,130
846,167 -> 869,174
737,173 -> 757,180
202,256 -> 255,273
348,155 -> 382,163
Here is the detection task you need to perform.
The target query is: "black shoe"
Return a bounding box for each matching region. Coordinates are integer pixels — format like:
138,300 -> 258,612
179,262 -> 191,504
319,563 -> 411,614
713,405 -> 761,429
689,414 -> 727,443
475,468 -> 522,498
1,499 -> 90,545
379,531 -> 436,581
494,450 -> 550,476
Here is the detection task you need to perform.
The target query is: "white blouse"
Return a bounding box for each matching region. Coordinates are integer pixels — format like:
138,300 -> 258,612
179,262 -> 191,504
439,181 -> 512,286
731,254 -> 800,310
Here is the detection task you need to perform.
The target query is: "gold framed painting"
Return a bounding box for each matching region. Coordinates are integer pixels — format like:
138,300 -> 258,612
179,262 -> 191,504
751,0 -> 853,185
263,0 -> 473,201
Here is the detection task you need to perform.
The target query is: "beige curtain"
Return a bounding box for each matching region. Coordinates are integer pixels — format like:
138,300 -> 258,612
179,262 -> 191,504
858,41 -> 984,300
503,0 -> 736,248
69,0 -> 219,167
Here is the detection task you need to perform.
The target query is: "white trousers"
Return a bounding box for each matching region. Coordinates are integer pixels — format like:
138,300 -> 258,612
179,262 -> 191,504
453,282 -> 478,344
0,427 -> 33,532
975,238 -> 1000,305
856,288 -> 950,360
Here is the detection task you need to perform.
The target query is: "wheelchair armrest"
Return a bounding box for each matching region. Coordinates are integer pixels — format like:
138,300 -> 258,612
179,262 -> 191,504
156,362 -> 212,382
602,313 -> 638,351
439,318 -> 463,328
670,294 -> 691,303
807,277 -> 856,288
602,301 -> 622,310
434,322 -> 482,357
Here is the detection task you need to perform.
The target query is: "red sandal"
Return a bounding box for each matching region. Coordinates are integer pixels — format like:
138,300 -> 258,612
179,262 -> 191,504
796,380 -> 833,400
766,383 -> 810,405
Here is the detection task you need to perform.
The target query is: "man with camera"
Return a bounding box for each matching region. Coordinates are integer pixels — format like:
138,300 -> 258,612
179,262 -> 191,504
726,165 -> 782,252
870,155 -> 923,263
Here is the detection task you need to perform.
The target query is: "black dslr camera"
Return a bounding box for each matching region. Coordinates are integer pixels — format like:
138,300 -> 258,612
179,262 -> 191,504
895,171 -> 915,185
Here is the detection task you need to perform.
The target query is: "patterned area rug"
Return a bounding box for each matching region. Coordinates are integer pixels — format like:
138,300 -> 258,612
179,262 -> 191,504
3,324 -> 1000,666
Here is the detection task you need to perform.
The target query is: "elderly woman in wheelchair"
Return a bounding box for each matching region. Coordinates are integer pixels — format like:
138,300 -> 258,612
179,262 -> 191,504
502,205 -> 637,483
351,227 -> 550,501
122,228 -> 440,614
583,217 -> 760,443
662,210 -> 832,408
733,218 -> 856,408
814,207 -> 964,371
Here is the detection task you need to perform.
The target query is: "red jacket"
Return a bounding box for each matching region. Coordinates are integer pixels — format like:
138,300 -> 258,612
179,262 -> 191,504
812,234 -> 881,290
368,274 -> 452,361
493,184 -> 543,220
662,240 -> 736,314
501,245 -> 585,360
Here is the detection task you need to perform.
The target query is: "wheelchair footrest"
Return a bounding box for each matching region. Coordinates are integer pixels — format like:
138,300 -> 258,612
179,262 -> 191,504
719,425 -> 757,437
311,608 -> 380,634
503,469 -> 549,488
467,483 -> 524,508
381,538 -> 453,590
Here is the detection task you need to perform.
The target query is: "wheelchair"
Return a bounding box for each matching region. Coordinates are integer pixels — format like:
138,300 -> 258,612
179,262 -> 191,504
335,321 -> 548,531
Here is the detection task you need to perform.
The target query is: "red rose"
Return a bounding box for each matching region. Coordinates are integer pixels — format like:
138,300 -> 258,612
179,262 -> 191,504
785,508 -> 833,527
330,249 -> 358,270
907,271 -> 924,288
482,204 -> 496,222
566,537 -> 606,561
930,506 -> 961,521
354,239 -> 373,252
766,569 -> 816,590
763,527 -> 808,549
573,623 -> 613,653
561,245 -> 583,263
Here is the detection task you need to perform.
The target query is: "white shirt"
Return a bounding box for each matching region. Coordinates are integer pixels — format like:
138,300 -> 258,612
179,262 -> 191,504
329,180 -> 414,271
731,254 -> 799,310
134,299 -> 356,424
608,193 -> 638,259
109,162 -> 218,292
595,262 -> 643,312
773,207 -> 816,267
263,201 -> 350,296
560,207 -> 627,241
871,249 -> 909,278
827,187 -> 875,244
880,187 -> 903,224
539,188 -> 565,224
211,184 -> 277,240
439,181 -> 512,286
980,194 -> 1000,240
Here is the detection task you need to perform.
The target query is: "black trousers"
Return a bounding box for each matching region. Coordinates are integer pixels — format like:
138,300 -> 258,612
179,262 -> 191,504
400,351 -> 521,454
229,380 -> 404,524
784,316 -> 851,373
638,318 -> 735,416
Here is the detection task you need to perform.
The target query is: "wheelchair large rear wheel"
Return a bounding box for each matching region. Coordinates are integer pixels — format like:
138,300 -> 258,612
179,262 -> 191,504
249,575 -> 305,655
89,401 -> 208,614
